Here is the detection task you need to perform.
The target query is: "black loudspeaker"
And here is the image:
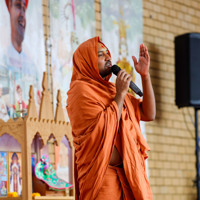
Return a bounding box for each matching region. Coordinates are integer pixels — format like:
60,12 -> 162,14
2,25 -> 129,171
175,33 -> 200,108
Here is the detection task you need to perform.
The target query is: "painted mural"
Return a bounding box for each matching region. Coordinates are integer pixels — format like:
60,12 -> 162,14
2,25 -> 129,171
50,0 -> 96,121
101,0 -> 143,89
0,0 -> 45,121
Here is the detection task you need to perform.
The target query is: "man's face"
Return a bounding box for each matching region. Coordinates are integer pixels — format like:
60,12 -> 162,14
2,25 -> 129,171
97,42 -> 112,79
9,0 -> 26,43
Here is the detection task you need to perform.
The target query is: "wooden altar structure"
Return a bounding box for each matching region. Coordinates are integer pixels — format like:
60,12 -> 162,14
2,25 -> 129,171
0,72 -> 74,200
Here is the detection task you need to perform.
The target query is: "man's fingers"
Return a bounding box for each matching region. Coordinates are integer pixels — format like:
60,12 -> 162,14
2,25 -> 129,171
117,69 -> 125,78
118,70 -> 129,79
123,73 -> 131,82
132,56 -> 137,66
117,70 -> 131,82
139,44 -> 149,58
144,46 -> 149,60
127,75 -> 132,82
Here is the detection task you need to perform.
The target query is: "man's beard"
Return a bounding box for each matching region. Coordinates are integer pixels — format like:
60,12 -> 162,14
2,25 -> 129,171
100,67 -> 112,79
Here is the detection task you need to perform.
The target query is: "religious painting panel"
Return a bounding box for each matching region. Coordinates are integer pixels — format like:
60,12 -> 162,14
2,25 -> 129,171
50,0 -> 96,121
101,0 -> 143,90
8,152 -> 22,196
0,0 -> 45,121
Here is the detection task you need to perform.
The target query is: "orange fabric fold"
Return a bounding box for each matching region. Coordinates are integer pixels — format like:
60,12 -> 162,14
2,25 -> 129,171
67,37 -> 152,200
95,165 -> 135,200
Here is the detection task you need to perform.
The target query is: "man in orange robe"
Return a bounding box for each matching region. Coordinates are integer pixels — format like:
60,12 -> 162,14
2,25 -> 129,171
67,37 -> 156,200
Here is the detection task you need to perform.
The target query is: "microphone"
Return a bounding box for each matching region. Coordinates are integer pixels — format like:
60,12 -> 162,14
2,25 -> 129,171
111,65 -> 143,97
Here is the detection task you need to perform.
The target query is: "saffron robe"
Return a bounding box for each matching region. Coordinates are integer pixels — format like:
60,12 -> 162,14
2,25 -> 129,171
67,37 -> 153,200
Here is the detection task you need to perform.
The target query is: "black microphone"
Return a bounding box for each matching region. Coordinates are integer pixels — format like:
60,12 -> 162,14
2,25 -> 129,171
111,65 -> 143,97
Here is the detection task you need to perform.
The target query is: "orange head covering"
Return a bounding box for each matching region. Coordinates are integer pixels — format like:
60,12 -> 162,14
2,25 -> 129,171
67,37 -> 152,200
5,0 -> 29,10
71,36 -> 112,85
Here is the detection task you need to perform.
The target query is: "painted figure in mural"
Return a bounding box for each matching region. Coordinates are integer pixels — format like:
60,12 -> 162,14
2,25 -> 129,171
3,0 -> 39,119
5,0 -> 28,53
10,153 -> 21,195
67,37 -> 156,200
13,84 -> 28,117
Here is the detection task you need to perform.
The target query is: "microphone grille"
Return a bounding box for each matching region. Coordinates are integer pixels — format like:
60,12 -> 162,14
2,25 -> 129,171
111,65 -> 121,76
